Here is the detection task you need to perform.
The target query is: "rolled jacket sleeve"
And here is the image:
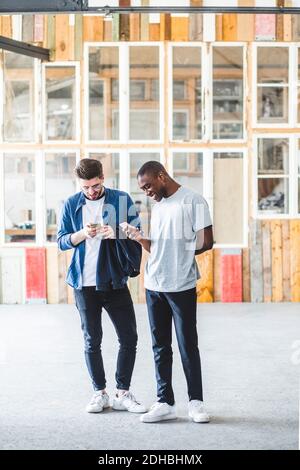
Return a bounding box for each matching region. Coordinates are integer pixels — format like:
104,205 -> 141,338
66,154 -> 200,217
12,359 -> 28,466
57,200 -> 76,251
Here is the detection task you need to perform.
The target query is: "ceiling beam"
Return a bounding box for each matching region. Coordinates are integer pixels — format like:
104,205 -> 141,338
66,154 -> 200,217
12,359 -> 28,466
0,2 -> 299,15
0,36 -> 50,61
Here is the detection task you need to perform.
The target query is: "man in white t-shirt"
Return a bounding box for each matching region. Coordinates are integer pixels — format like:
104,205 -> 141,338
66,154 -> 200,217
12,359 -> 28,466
57,158 -> 146,415
121,161 -> 213,424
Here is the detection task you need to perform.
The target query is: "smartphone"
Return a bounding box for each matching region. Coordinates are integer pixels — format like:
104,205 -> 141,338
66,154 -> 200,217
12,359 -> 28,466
90,223 -> 103,229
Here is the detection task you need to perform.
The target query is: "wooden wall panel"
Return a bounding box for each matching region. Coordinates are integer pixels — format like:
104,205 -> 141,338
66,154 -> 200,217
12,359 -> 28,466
149,23 -> 160,41
222,14 -> 237,41
46,246 -> 59,304
55,15 -> 72,61
250,220 -> 263,302
271,220 -> 283,302
221,249 -> 243,303
262,221 -> 272,302
22,15 -> 34,42
140,0 -> 149,41
0,249 -> 24,304
83,16 -> 104,42
282,220 -> 291,301
213,248 -> 221,302
242,248 -> 251,302
290,220 -> 300,302
237,0 -> 254,42
104,18 -> 113,41
25,248 -> 46,303
34,14 -> 44,43
160,14 -> 171,41
171,16 -> 189,41
130,13 -> 140,41
120,0 -> 130,41
196,251 -> 213,303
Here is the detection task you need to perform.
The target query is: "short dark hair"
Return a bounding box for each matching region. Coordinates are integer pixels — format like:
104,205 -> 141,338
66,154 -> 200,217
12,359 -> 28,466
74,158 -> 103,180
137,161 -> 167,179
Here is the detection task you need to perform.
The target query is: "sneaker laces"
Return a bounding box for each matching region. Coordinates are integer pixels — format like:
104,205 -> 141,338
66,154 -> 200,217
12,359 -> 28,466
90,391 -> 106,405
150,401 -> 165,411
122,391 -> 140,404
189,400 -> 204,412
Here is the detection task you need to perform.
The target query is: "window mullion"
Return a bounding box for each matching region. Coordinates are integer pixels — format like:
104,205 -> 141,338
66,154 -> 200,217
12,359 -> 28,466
119,44 -> 129,143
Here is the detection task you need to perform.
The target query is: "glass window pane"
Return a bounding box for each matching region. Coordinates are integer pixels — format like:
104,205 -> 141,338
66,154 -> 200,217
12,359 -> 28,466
4,153 -> 35,243
258,138 -> 289,175
257,86 -> 288,123
3,52 -> 35,142
173,152 -> 203,194
45,153 -> 77,242
88,153 -> 120,189
258,178 -> 288,214
45,66 -> 77,141
89,47 -> 119,140
129,47 -> 160,140
172,47 -> 202,140
213,152 -> 244,244
213,47 -> 243,140
130,153 -> 160,235
257,47 -> 289,84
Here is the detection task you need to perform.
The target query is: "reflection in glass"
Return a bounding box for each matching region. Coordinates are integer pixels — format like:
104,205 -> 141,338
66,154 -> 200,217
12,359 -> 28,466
258,138 -> 289,175
257,47 -> 289,123
130,153 -> 160,235
45,66 -> 77,140
45,153 -> 77,242
258,178 -> 288,214
213,152 -> 244,244
4,52 -> 35,142
257,47 -> 288,84
129,47 -> 160,140
4,153 -> 35,243
89,153 -> 120,189
173,153 -> 203,194
213,47 -> 243,139
172,47 -> 202,140
89,47 -> 119,140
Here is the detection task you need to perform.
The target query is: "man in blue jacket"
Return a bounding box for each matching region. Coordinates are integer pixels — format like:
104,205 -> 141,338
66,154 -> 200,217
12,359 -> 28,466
57,158 -> 146,414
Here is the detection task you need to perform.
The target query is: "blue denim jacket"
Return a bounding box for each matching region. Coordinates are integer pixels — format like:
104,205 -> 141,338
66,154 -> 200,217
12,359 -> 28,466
57,188 -> 141,290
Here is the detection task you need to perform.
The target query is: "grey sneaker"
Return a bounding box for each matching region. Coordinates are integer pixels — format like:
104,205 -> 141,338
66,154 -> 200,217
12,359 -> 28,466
86,391 -> 110,413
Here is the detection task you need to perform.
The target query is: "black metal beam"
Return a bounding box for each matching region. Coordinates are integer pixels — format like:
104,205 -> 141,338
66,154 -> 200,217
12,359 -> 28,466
0,36 -> 50,61
0,0 -> 88,14
0,2 -> 299,15
93,6 -> 300,15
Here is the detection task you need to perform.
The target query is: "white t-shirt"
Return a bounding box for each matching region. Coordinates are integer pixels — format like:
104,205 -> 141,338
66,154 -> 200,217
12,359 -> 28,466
144,186 -> 212,292
82,197 -> 104,287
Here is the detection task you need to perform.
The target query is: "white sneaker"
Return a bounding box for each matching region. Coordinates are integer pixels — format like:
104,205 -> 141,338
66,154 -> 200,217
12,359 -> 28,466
86,391 -> 110,413
188,400 -> 210,423
112,391 -> 147,413
140,402 -> 177,423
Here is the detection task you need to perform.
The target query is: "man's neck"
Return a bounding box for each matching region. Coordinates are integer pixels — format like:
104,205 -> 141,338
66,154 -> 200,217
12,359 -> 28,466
165,181 -> 181,198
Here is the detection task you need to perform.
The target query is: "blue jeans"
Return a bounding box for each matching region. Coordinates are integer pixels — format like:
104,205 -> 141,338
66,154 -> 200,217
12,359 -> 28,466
74,285 -> 137,391
146,287 -> 203,406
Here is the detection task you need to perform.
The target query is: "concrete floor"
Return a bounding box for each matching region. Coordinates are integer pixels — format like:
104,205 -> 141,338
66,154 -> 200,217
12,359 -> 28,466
0,302 -> 299,450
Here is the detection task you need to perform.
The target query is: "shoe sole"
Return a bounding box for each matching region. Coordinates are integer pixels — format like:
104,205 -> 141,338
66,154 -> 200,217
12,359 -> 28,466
86,403 -> 110,413
140,413 -> 177,423
188,413 -> 210,423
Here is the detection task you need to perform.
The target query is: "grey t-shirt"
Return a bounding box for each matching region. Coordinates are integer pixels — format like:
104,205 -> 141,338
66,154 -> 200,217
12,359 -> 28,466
144,186 -> 212,292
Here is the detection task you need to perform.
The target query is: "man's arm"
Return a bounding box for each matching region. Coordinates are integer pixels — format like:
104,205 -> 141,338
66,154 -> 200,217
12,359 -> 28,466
57,201 -> 98,249
119,222 -> 151,253
195,225 -> 214,255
